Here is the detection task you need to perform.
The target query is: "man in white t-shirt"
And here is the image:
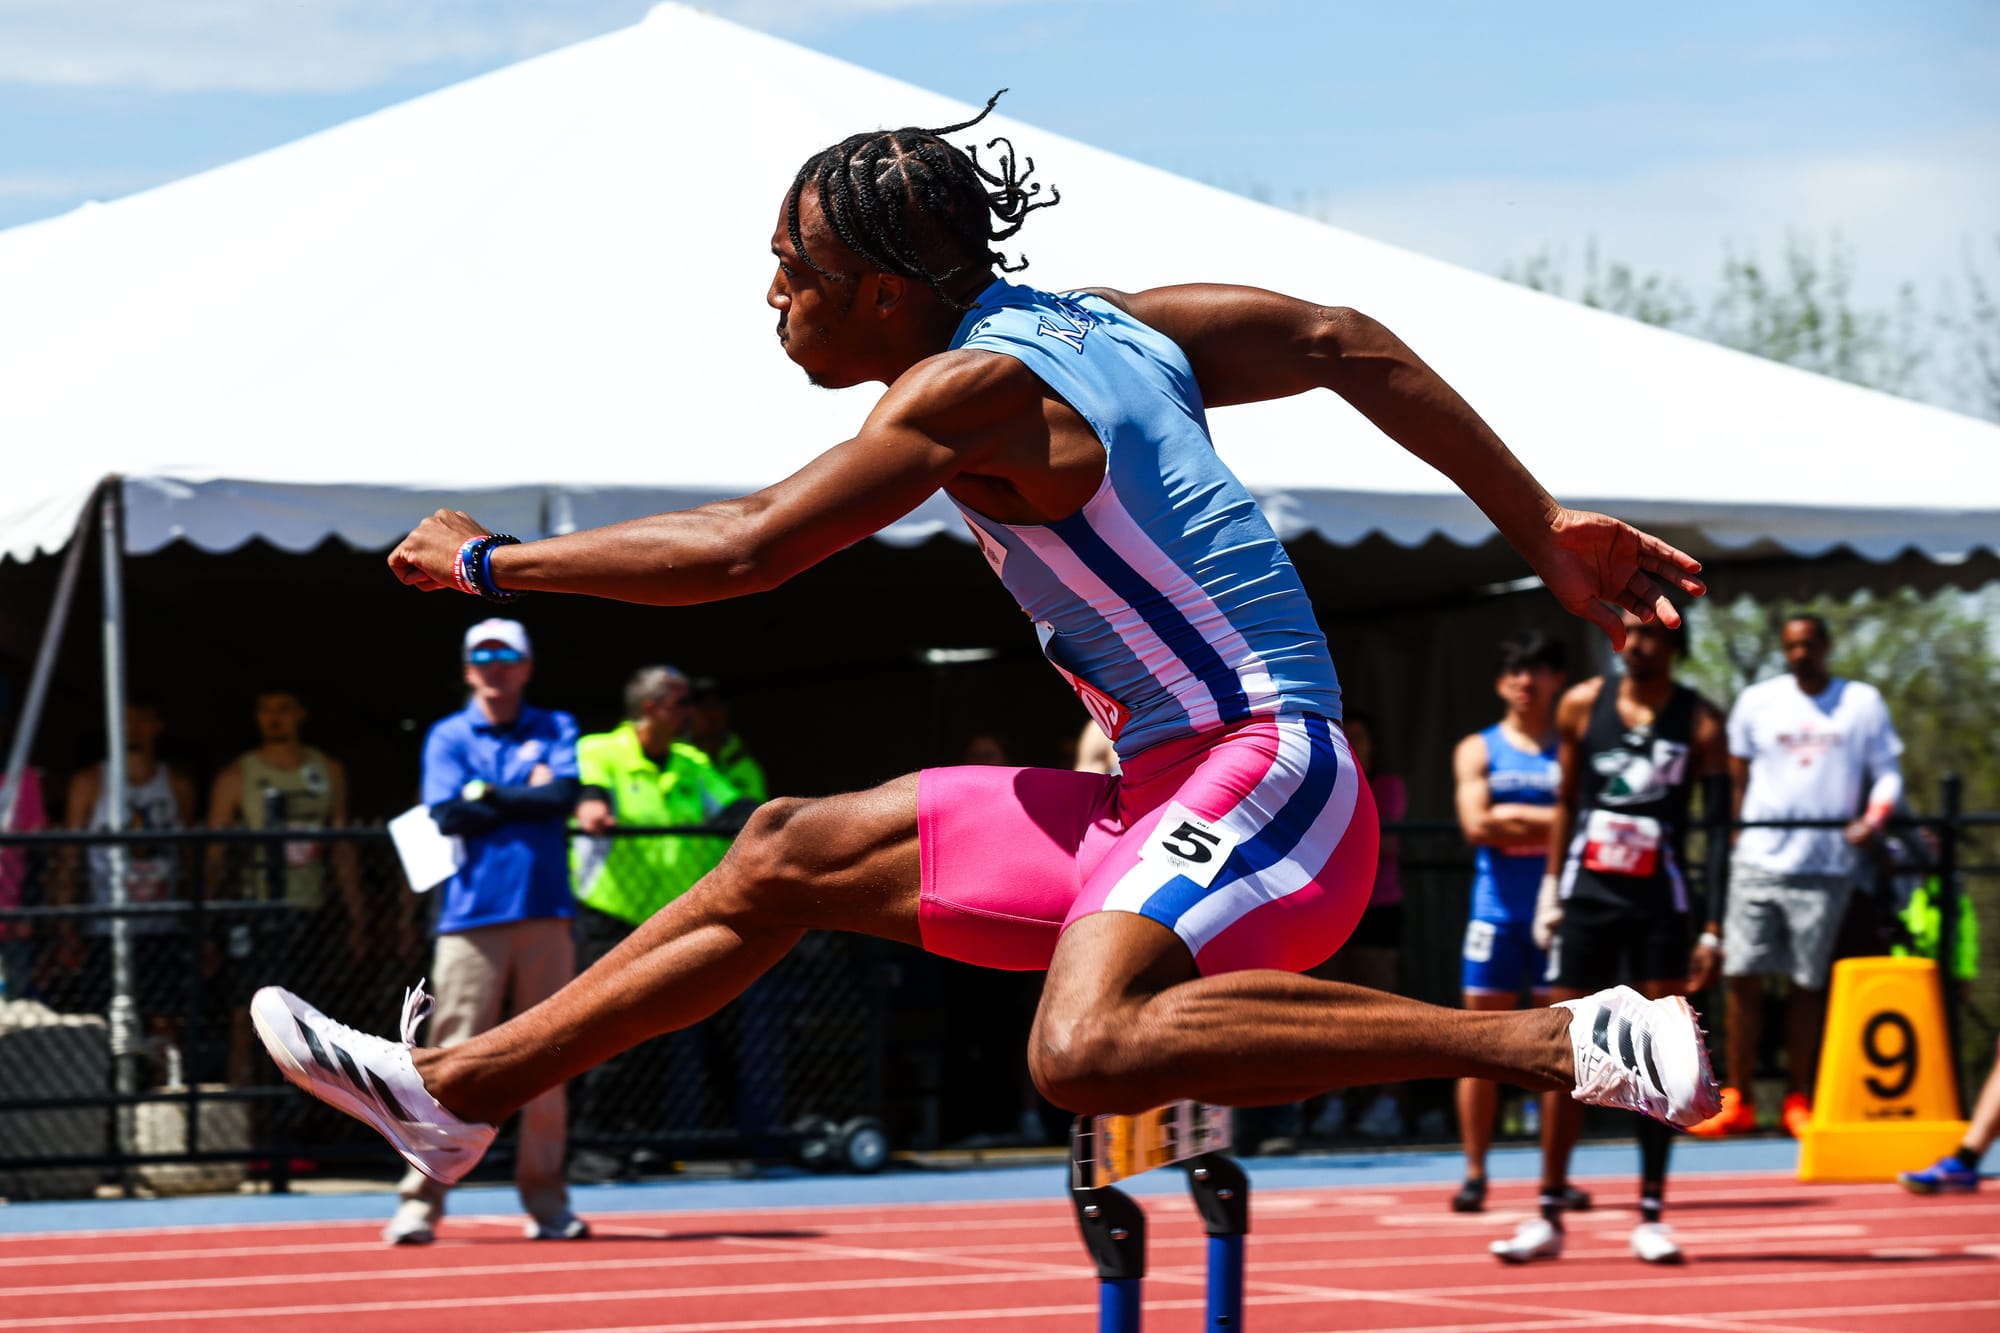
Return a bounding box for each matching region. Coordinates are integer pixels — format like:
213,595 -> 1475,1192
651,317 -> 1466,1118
1691,614 -> 1903,1139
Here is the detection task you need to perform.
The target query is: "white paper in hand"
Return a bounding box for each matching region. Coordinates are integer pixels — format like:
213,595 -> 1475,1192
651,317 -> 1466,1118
388,804 -> 462,894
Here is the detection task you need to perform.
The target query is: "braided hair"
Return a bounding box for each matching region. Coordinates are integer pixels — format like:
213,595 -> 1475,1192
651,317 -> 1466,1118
785,90 -> 1061,310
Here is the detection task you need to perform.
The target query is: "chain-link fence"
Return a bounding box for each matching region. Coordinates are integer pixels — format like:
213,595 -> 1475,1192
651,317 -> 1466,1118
0,823 -> 889,1198
1,798 -> 1992,1198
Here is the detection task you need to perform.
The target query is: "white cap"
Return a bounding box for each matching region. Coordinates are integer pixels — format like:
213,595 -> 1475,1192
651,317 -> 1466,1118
463,618 -> 531,659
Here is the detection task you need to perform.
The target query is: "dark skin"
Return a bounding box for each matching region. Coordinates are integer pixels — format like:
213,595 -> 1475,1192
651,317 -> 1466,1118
1536,614 -> 1728,1192
377,185 -> 1706,1126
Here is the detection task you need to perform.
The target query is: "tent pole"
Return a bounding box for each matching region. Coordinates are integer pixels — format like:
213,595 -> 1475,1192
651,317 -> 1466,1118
0,489 -> 94,831
99,479 -> 138,1182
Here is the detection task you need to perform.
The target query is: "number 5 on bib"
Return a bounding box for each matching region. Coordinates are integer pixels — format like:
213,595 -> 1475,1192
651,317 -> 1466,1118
1139,803 -> 1239,889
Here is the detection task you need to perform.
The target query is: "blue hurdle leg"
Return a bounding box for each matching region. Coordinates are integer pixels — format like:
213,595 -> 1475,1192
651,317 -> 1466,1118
1205,1235 -> 1245,1329
1186,1153 -> 1249,1329
1099,1277 -> 1144,1333
1071,1184 -> 1147,1333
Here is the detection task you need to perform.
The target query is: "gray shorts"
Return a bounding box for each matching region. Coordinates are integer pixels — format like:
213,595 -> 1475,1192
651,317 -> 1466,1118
1721,862 -> 1855,989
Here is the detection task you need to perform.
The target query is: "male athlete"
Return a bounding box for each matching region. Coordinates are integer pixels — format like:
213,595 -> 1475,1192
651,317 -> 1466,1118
1503,613 -> 1728,1265
252,98 -> 1719,1195
1448,631 -> 1572,1214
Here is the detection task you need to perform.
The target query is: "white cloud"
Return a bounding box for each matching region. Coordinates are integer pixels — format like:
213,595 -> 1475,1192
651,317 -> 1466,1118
0,0 -> 1029,93
1302,136 -> 2000,310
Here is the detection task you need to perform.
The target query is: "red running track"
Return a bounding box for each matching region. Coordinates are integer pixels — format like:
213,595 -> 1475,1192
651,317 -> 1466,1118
2,1172 -> 1996,1332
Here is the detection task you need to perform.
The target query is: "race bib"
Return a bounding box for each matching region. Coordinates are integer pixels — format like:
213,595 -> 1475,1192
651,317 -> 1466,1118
1462,918 -> 1496,963
1139,803 -> 1240,889
1581,809 -> 1662,877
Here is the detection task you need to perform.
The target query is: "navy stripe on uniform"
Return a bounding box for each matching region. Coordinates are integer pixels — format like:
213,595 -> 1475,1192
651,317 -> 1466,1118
1136,715 -> 1341,925
1053,512 -> 1253,724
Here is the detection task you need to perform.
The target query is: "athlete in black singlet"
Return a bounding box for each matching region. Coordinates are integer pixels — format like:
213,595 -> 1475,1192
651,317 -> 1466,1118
1496,612 -> 1727,1265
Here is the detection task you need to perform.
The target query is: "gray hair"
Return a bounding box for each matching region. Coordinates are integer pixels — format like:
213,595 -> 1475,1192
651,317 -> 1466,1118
623,665 -> 690,720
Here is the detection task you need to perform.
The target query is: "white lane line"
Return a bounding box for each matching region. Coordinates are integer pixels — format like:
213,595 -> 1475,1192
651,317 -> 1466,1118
0,1247 -> 1070,1299
1395,1256 -> 2000,1300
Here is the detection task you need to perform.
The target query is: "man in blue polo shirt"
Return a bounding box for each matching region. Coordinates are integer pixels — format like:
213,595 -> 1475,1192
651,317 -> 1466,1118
385,618 -> 587,1246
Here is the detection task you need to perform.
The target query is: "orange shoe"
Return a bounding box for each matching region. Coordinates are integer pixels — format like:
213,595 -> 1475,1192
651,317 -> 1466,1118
1782,1092 -> 1812,1138
1687,1086 -> 1756,1137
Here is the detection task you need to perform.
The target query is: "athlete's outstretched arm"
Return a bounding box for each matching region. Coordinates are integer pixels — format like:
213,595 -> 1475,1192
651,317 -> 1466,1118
386,353 -> 1021,605
1098,284 -> 1706,644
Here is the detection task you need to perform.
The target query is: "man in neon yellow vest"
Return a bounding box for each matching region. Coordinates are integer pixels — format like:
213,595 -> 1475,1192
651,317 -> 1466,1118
569,666 -> 755,1173
573,667 -> 750,922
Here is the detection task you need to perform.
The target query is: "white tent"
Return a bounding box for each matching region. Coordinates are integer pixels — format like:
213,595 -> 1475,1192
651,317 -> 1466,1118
3,1 -> 1996,570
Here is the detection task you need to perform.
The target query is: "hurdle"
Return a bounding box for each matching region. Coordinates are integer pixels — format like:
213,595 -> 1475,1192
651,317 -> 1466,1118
1069,1101 -> 1248,1331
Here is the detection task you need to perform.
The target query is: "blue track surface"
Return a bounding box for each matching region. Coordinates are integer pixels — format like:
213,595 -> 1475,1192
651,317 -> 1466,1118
0,1138 -> 1798,1235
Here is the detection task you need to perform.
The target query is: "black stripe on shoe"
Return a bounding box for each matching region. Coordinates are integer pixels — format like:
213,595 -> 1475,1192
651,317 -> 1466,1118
1637,1030 -> 1662,1093
1617,1016 -> 1639,1072
1592,1006 -> 1613,1054
367,1068 -> 416,1124
295,1014 -> 337,1074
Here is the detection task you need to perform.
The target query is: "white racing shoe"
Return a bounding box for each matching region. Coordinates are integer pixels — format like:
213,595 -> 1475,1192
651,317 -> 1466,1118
1630,1221 -> 1684,1264
1556,986 -> 1721,1129
251,980 -> 496,1186
1490,1216 -> 1563,1264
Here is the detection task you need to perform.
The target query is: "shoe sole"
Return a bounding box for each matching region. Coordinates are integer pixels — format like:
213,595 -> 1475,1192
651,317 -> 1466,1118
1634,1247 -> 1684,1264
250,988 -> 471,1187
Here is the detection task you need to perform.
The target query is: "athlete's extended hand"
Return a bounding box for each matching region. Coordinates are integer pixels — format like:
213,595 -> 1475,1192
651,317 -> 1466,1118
388,509 -> 491,592
1532,508 -> 1706,649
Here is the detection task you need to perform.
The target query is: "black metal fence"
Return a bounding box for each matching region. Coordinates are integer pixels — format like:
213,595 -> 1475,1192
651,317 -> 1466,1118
1,793 -> 1992,1198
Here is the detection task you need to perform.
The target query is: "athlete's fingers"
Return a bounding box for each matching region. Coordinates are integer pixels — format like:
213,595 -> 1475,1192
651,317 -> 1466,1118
1636,530 -> 1706,597
1580,597 -> 1626,649
1622,572 -> 1676,625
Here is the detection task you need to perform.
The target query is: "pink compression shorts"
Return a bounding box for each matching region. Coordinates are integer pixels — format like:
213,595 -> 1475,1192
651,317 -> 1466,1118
918,713 -> 1378,975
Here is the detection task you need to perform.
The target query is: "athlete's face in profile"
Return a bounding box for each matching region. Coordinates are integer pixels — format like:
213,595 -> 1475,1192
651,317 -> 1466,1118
1495,664 -> 1564,718
767,188 -> 864,388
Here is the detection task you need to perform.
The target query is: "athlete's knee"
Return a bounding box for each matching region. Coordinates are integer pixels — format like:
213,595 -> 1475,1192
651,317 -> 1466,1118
1028,1004 -> 1157,1115
713,796 -> 816,911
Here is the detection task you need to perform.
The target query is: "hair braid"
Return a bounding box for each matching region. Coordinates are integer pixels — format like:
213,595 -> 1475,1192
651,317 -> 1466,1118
784,89 -> 1062,309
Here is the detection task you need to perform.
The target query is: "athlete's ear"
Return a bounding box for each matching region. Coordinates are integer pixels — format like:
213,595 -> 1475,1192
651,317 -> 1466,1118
872,271 -> 906,318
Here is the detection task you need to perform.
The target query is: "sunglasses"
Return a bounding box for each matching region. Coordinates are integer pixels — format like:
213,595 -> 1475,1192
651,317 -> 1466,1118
467,647 -> 526,665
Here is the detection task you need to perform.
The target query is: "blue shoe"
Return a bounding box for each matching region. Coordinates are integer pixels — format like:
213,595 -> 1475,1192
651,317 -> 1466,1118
1899,1154 -> 1980,1195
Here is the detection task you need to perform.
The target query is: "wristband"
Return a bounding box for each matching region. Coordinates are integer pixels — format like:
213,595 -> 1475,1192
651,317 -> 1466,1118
454,533 -> 522,603
451,537 -> 485,597
1697,931 -> 1722,951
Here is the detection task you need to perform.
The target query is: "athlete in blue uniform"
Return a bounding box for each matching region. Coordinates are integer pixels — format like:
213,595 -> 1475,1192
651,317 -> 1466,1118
1449,631 -> 1568,1212
252,97 -> 1718,1192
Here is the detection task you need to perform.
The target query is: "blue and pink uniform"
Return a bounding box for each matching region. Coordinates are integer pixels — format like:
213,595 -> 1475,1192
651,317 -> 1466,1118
917,281 -> 1378,975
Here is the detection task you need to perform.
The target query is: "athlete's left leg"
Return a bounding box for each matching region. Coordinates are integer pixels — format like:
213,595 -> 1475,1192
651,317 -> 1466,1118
1029,912 -> 1574,1116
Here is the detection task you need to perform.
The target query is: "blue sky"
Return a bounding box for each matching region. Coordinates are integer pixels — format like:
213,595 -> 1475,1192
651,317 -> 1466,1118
2,0 -> 1995,307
